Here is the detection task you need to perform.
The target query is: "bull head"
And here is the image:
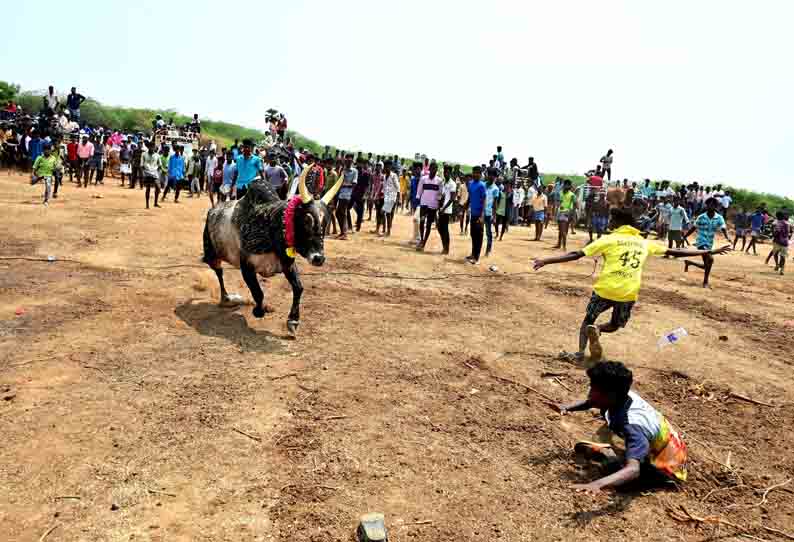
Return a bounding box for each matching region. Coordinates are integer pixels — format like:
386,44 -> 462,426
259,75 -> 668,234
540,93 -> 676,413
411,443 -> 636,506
293,168 -> 343,266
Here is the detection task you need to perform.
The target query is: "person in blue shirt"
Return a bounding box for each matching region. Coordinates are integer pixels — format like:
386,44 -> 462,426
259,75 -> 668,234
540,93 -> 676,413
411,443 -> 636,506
162,145 -> 187,202
466,166 -> 487,265
27,130 -> 43,166
409,163 -> 421,213
683,197 -> 732,288
745,205 -> 766,255
233,139 -> 264,199
483,168 -> 501,257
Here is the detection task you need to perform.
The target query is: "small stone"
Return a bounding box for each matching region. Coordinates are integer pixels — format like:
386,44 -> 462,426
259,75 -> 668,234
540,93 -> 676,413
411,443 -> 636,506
357,512 -> 387,542
2,393 -> 16,401
719,335 -> 729,341
110,503 -> 119,511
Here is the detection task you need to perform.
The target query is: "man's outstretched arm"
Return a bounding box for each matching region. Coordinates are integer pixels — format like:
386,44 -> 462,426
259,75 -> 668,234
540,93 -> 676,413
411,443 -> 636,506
665,244 -> 732,258
533,251 -> 585,270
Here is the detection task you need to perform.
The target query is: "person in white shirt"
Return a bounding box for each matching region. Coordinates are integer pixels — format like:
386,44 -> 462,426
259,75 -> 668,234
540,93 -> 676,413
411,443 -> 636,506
205,150 -> 218,195
720,191 -> 732,216
438,164 -> 457,255
381,161 -> 400,238
45,86 -> 59,115
512,184 -> 525,225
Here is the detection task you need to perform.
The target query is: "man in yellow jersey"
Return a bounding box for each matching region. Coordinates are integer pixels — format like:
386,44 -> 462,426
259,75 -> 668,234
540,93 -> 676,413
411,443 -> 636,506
533,208 -> 730,362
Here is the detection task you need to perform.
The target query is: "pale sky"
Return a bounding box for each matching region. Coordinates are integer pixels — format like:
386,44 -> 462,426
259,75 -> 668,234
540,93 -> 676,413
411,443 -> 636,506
4,0 -> 792,196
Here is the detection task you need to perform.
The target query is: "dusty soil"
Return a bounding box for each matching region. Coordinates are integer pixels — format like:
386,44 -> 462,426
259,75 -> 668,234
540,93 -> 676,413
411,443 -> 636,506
1,172 -> 793,542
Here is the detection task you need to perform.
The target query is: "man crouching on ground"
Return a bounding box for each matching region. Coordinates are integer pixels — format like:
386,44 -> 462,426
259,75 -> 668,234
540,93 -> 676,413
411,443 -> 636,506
558,361 -> 687,493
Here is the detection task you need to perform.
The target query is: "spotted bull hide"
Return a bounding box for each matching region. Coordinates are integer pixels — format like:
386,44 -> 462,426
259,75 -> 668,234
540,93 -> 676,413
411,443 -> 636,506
202,172 -> 341,335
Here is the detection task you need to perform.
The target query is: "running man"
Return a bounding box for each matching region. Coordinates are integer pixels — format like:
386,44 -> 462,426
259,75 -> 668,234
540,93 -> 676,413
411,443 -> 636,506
683,197 -> 732,288
745,205 -> 765,255
533,208 -> 730,362
764,211 -> 790,275
732,207 -> 749,252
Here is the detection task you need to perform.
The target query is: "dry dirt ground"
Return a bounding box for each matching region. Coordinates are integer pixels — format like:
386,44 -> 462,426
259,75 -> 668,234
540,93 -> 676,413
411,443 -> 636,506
1,172 -> 793,542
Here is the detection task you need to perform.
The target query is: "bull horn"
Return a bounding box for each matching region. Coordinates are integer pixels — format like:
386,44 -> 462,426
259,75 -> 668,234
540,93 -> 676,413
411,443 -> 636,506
321,176 -> 343,206
298,166 -> 312,204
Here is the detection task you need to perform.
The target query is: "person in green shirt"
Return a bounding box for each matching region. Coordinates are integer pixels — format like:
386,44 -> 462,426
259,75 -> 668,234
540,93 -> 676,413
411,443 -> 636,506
555,180 -> 576,250
32,143 -> 58,206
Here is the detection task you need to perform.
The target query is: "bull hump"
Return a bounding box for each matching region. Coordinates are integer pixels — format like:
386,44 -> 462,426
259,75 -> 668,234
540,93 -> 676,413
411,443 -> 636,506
235,199 -> 288,256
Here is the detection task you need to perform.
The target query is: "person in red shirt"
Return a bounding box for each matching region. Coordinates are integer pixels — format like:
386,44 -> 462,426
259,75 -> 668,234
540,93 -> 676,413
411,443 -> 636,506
66,136 -> 79,183
587,166 -> 604,188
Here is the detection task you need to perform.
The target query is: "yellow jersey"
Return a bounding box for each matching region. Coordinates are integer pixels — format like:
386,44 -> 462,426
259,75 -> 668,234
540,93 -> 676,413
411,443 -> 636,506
582,225 -> 667,302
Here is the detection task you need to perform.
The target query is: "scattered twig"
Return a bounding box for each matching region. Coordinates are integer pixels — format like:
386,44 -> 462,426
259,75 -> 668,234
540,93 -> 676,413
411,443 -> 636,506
701,484 -> 744,503
39,524 -> 59,542
297,384 -> 318,393
729,392 -> 775,408
232,427 -> 261,442
463,362 -> 476,370
540,371 -> 569,378
729,479 -> 792,510
487,373 -> 559,404
268,372 -> 298,381
146,487 -> 177,498
685,434 -> 735,470
54,495 -> 80,501
410,520 -> 433,525
324,415 -> 348,421
82,365 -> 109,378
280,483 -> 339,491
668,504 -> 794,541
553,377 -> 572,392
764,526 -> 794,541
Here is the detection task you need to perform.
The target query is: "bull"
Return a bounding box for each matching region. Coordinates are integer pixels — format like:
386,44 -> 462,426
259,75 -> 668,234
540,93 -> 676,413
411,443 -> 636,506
202,167 -> 342,335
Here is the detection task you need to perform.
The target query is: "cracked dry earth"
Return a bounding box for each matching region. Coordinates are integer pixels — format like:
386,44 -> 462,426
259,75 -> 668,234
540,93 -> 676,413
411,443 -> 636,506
1,172 -> 792,541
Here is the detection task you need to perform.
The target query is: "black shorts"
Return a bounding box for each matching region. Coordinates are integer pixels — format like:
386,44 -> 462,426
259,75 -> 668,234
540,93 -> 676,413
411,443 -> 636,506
143,175 -> 158,187
585,292 -> 635,328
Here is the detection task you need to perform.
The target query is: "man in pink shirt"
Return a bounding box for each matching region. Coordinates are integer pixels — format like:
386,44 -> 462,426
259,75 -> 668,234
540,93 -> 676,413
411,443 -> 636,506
415,161 -> 441,251
76,135 -> 94,185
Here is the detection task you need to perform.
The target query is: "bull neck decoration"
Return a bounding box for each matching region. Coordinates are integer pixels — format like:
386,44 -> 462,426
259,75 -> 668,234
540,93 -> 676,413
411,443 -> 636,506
283,195 -> 303,258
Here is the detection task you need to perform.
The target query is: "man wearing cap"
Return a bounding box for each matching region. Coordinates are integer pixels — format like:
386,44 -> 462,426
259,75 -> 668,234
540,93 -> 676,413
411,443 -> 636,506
233,139 -> 264,199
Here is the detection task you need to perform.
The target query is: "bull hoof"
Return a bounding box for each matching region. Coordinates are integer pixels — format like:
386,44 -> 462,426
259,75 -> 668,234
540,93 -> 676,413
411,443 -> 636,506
253,306 -> 266,318
287,320 -> 299,337
220,294 -> 244,307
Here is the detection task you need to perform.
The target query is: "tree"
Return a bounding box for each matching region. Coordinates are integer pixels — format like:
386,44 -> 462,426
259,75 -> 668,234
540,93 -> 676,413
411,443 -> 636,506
0,81 -> 20,103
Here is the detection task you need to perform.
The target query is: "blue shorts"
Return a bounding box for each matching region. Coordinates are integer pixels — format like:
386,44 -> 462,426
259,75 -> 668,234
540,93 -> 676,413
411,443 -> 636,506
592,216 -> 608,233
534,210 -> 545,222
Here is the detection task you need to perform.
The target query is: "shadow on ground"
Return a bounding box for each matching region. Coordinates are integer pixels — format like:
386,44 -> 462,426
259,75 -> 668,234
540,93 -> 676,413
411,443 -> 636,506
175,300 -> 289,354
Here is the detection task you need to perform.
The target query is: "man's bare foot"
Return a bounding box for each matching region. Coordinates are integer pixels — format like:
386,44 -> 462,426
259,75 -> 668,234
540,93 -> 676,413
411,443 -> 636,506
587,325 -> 603,361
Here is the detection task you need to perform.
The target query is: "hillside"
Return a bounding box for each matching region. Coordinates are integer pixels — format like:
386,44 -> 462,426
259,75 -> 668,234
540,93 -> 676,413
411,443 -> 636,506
6,82 -> 793,212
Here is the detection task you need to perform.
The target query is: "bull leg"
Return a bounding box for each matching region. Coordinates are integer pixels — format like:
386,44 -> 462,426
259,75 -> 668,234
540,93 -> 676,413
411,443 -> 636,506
212,266 -> 232,304
283,263 -> 303,336
240,260 -> 267,318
